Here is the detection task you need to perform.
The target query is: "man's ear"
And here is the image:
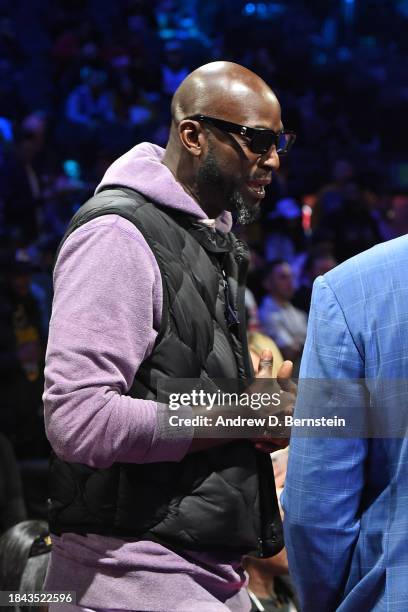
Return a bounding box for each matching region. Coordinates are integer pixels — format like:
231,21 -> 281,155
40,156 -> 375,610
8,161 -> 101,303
178,119 -> 206,157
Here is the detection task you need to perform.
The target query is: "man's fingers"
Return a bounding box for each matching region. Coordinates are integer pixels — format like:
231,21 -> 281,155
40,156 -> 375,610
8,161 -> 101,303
277,360 -> 297,393
256,349 -> 273,378
254,439 -> 289,452
254,442 -> 278,453
278,360 -> 293,378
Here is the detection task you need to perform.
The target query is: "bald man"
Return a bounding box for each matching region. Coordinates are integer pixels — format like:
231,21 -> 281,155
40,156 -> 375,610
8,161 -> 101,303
43,62 -> 296,611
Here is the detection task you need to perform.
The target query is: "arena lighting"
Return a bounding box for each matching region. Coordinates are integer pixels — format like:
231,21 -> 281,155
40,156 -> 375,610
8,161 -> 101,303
243,2 -> 285,18
342,0 -> 356,27
397,0 -> 408,18
257,3 -> 267,17
63,159 -> 81,180
244,3 -> 256,15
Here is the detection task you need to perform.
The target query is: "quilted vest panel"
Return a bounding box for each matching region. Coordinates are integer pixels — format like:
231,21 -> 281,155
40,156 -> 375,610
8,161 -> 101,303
48,188 -> 283,556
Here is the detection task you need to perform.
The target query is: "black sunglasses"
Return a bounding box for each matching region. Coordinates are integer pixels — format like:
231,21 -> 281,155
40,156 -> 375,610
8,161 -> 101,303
186,114 -> 296,155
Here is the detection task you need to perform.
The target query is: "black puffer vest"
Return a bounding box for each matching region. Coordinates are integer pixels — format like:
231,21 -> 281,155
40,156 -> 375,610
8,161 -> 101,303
48,187 -> 283,557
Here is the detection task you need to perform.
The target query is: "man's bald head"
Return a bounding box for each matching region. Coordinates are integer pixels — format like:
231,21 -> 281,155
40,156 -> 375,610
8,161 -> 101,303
163,61 -> 284,224
171,61 -> 279,125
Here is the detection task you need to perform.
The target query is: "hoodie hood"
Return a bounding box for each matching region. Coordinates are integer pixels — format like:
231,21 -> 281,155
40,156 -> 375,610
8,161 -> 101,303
95,142 -> 232,233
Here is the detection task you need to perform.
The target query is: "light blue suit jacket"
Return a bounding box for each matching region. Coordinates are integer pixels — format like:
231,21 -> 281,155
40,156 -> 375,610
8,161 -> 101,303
282,235 -> 408,611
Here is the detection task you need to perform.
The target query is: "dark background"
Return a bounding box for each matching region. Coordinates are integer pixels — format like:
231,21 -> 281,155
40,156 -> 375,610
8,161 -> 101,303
0,0 -> 407,528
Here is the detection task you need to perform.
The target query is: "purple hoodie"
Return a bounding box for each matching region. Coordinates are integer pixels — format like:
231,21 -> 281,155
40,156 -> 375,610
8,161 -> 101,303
43,143 -> 250,611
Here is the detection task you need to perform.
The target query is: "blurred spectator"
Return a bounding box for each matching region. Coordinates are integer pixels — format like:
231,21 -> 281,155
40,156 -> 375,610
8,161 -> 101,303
247,45 -> 279,85
126,36 -> 162,96
293,250 -> 337,314
391,193 -> 408,237
367,191 -> 408,242
319,183 -> 382,262
0,520 -> 51,611
246,243 -> 266,305
126,0 -> 157,32
0,17 -> 22,66
156,0 -> 201,42
315,159 -> 355,221
259,260 -> 307,372
40,159 -> 92,239
127,89 -> 155,128
161,40 -> 189,96
0,250 -> 48,459
0,114 -> 46,244
6,251 -> 44,384
245,288 -> 261,333
30,237 -> 59,338
265,199 -> 304,264
65,66 -> 115,126
0,434 -> 27,535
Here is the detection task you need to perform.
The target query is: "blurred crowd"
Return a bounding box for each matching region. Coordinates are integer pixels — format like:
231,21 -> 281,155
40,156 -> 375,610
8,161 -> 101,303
0,3 -> 407,609
0,0 -> 407,550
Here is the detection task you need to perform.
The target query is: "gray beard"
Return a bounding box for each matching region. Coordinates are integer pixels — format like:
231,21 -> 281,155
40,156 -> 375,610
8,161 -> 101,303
231,190 -> 261,225
198,147 -> 260,226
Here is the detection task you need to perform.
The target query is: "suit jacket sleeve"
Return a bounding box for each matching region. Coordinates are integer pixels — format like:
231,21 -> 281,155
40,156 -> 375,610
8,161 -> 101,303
281,274 -> 367,612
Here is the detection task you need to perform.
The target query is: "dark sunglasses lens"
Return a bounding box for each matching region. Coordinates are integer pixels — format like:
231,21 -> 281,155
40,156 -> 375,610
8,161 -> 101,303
251,132 -> 276,154
277,133 -> 296,154
250,131 -> 296,154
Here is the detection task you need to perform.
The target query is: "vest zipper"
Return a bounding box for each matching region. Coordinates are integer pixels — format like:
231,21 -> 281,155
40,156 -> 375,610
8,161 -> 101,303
221,268 -> 240,328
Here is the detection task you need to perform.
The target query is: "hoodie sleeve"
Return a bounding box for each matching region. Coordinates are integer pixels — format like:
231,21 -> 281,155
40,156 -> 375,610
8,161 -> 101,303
43,214 -> 193,468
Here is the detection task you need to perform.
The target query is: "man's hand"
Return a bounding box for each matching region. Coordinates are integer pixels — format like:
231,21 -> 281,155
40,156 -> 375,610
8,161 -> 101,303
187,349 -> 296,453
250,349 -> 296,452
